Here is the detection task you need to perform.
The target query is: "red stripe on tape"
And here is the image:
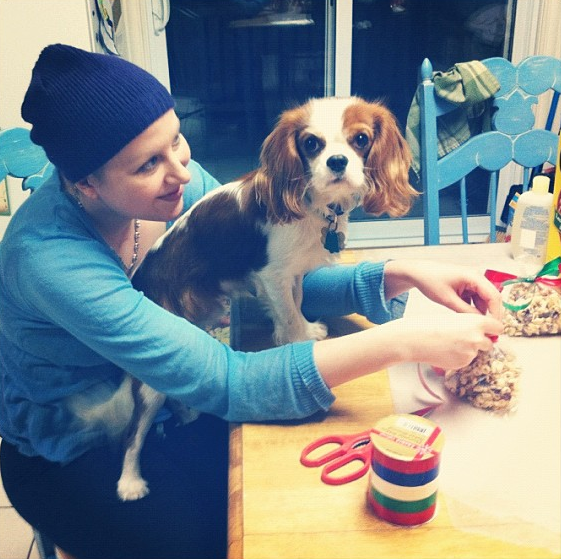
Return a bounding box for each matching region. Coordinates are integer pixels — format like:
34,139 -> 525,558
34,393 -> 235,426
367,491 -> 437,526
371,444 -> 440,474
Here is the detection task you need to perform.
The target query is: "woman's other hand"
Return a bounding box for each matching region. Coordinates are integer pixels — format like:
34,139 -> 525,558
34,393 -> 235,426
384,260 -> 502,319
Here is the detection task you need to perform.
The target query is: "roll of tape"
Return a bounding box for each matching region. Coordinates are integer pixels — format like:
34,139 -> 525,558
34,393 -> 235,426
367,414 -> 444,526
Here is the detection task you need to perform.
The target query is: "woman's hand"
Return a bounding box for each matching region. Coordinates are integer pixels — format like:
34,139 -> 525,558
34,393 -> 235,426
314,312 -> 503,388
313,258 -> 504,389
389,313 -> 503,370
384,259 -> 503,319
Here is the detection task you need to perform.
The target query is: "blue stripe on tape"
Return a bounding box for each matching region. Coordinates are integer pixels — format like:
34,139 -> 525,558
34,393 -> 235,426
372,461 -> 439,487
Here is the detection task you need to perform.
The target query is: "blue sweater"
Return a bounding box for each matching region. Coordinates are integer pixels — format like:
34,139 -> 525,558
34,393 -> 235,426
0,160 -> 400,463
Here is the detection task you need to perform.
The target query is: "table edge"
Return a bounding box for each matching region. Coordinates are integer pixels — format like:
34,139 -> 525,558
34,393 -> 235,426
228,422 -> 244,559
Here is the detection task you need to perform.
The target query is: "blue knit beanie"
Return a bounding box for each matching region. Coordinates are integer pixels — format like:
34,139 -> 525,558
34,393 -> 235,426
21,44 -> 175,182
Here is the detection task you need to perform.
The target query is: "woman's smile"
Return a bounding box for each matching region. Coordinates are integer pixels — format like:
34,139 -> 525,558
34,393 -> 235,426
159,185 -> 184,203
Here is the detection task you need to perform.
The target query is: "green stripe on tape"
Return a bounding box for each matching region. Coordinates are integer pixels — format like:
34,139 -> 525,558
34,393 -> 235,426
370,486 -> 437,513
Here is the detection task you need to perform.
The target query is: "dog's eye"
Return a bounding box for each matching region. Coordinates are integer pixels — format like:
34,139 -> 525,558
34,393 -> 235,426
353,133 -> 370,150
303,135 -> 322,155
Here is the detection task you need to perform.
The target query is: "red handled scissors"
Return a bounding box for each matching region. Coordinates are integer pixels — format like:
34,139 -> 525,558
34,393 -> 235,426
300,430 -> 373,485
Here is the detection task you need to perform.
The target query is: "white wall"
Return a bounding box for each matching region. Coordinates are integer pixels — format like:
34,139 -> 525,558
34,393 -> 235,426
0,0 -> 94,237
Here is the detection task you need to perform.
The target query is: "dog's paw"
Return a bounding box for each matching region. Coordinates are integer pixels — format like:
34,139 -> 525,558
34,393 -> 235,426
305,321 -> 328,341
307,321 -> 328,340
273,321 -> 328,345
117,476 -> 150,501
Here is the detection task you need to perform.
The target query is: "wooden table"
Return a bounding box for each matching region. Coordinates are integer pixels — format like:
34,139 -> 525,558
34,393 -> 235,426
228,243 -> 561,559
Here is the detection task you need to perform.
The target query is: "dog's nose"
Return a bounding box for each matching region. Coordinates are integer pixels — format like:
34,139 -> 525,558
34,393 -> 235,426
326,155 -> 348,174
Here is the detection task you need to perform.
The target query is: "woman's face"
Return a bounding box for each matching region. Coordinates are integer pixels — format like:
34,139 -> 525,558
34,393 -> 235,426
85,109 -> 191,222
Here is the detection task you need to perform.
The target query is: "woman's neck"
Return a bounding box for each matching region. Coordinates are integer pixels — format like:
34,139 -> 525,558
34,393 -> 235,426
63,175 -> 167,274
88,206 -> 140,275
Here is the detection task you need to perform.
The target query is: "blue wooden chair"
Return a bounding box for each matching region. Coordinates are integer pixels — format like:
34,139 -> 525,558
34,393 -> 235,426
0,127 -> 54,193
417,56 -> 561,245
0,128 -> 73,559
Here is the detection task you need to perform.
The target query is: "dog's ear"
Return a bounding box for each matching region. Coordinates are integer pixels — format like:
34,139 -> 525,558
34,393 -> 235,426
252,105 -> 310,223
362,104 -> 418,217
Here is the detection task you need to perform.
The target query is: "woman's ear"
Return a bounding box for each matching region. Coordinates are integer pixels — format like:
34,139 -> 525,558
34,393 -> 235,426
74,175 -> 100,202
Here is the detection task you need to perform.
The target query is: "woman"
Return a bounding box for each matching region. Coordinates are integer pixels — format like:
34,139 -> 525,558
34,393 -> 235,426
0,44 -> 502,559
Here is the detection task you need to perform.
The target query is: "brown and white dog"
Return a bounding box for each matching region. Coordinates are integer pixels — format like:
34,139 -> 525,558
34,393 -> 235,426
134,96 -> 415,344
106,96 -> 416,500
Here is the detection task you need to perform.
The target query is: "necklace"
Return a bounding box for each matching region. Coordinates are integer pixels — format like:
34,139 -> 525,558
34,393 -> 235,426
72,186 -> 140,275
124,218 -> 141,276
103,218 -> 141,276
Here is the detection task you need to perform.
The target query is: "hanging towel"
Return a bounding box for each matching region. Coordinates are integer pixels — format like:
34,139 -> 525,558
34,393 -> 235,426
406,61 -> 501,176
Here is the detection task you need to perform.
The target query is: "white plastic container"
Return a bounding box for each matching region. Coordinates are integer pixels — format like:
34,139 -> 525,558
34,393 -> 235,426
510,175 -> 553,273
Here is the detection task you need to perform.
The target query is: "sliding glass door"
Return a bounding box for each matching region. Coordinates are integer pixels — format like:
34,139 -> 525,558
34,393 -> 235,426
165,0 -> 326,182
346,0 -> 512,245
164,0 -> 513,246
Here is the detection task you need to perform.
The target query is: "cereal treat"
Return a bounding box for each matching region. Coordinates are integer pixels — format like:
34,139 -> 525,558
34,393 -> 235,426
443,346 -> 521,413
503,282 -> 561,336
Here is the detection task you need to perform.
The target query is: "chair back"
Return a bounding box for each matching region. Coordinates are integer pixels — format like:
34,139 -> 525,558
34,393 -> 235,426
0,127 -> 54,191
1,128 -> 83,559
418,56 -> 561,245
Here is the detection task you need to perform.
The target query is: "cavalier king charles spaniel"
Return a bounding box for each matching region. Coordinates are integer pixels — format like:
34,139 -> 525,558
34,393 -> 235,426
134,95 -> 416,344
112,96 -> 417,500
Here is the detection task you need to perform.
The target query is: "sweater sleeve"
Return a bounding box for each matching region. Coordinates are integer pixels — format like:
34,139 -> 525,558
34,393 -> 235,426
301,261 -> 408,324
13,229 -> 334,423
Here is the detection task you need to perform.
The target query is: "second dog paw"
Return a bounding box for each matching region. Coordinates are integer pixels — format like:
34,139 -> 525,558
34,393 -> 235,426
117,476 -> 150,501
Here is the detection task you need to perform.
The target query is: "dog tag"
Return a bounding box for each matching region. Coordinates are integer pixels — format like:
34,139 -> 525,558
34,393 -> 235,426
322,228 -> 345,254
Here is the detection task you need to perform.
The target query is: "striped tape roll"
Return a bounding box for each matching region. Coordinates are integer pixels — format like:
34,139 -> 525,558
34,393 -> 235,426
367,414 -> 444,526
369,469 -> 440,502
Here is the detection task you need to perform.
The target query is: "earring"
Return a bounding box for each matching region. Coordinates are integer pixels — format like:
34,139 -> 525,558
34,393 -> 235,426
73,183 -> 85,209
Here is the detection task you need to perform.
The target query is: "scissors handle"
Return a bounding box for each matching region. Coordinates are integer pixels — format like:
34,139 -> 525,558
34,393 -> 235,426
300,430 -> 373,485
320,451 -> 371,485
300,435 -> 347,467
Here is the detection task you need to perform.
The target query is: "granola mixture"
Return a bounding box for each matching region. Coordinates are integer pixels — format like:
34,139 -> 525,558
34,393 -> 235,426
444,346 -> 521,413
503,282 -> 561,336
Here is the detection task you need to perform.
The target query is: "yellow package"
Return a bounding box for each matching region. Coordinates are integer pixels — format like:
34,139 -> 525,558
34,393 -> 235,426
545,133 -> 561,262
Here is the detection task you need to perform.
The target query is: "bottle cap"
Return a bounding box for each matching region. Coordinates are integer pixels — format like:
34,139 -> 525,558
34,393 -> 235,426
531,175 -> 550,195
